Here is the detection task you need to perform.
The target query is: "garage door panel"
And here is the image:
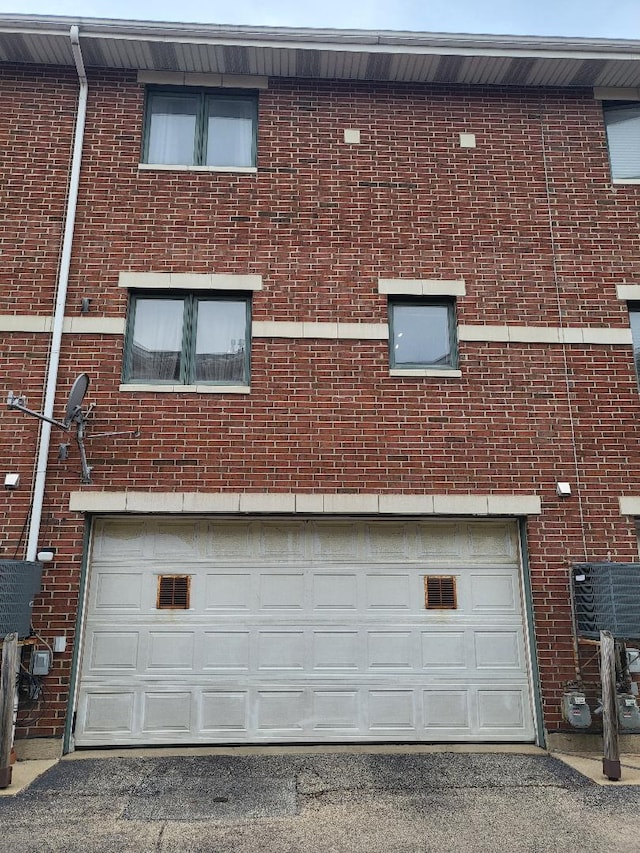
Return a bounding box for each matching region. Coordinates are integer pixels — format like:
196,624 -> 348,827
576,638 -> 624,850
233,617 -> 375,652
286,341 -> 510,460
204,522 -> 254,560
477,689 -> 527,730
312,691 -> 360,730
423,690 -> 470,728
75,518 -> 536,745
313,573 -> 358,609
468,524 -> 518,561
257,690 -> 306,731
260,573 -> 305,609
89,631 -> 139,671
258,631 -> 306,670
201,691 -> 248,732
369,690 -> 416,730
474,631 -> 522,669
312,631 -> 359,669
147,632 -> 195,670
421,632 -> 466,668
368,632 -> 414,669
470,573 -> 519,612
205,573 -> 252,610
142,692 -> 192,732
202,631 -> 250,670
94,572 -> 144,610
366,574 -> 411,609
81,691 -> 135,734
149,521 -> 202,558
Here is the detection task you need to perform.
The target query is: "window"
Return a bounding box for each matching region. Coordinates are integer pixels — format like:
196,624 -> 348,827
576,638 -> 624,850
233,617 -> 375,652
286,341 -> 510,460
389,300 -> 458,369
124,293 -> 250,386
143,88 -> 257,168
629,304 -> 640,381
604,102 -> 640,181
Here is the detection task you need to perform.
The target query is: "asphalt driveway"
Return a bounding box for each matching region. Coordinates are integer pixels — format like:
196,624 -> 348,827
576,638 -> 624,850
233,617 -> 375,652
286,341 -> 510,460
1,751 -> 639,852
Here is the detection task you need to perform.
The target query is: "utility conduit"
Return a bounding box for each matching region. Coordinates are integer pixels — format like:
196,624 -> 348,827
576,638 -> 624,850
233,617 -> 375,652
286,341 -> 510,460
26,26 -> 87,561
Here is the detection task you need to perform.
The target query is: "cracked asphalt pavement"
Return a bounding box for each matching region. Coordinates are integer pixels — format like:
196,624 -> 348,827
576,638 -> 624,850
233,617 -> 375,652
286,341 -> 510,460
1,752 -> 640,852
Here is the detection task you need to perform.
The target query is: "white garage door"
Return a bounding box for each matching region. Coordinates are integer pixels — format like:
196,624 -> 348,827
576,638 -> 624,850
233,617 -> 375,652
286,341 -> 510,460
74,518 -> 536,746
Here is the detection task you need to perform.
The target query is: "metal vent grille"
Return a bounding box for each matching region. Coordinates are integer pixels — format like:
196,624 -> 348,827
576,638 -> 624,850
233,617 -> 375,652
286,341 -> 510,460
157,575 -> 190,610
0,561 -> 43,638
573,562 -> 640,639
424,575 -> 457,610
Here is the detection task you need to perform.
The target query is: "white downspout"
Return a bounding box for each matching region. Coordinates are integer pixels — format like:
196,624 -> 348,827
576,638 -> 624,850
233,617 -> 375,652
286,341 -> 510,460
26,26 -> 87,561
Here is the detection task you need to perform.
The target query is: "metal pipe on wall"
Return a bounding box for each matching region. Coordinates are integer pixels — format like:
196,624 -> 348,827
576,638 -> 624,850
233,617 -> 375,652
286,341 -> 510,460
26,26 -> 87,561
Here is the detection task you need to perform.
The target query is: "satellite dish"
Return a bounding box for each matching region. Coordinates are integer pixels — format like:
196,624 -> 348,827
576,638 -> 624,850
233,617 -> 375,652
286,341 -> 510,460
63,373 -> 89,427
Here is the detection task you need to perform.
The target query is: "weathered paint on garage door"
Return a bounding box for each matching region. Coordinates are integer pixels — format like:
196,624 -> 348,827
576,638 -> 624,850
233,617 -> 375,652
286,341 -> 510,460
74,518 -> 536,745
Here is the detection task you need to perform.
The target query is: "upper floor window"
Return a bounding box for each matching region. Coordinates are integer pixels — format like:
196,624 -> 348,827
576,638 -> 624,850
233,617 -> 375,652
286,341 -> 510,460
389,300 -> 458,370
604,102 -> 640,181
629,304 -> 640,381
143,88 -> 257,168
123,293 -> 250,386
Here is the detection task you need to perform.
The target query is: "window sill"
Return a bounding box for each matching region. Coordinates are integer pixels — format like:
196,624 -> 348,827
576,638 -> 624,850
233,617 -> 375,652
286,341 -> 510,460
390,368 -> 462,378
119,383 -> 251,394
137,163 -> 257,174
612,178 -> 640,184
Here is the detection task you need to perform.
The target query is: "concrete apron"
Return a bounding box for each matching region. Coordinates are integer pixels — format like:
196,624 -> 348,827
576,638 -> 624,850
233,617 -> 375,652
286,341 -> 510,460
4,742 -> 640,795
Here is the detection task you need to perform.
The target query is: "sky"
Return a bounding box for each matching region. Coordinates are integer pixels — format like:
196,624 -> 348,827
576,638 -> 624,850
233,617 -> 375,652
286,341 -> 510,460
1,0 -> 639,40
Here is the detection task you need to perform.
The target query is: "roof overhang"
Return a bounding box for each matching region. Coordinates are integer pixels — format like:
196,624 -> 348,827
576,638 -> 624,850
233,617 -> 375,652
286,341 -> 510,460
1,14 -> 640,88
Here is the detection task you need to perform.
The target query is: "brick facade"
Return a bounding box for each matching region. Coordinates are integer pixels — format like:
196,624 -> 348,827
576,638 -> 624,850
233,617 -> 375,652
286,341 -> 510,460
2,44 -> 640,745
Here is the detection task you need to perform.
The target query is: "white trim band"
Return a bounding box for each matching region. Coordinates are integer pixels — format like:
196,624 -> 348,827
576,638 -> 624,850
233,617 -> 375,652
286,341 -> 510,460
118,272 -> 263,290
252,321 -> 388,339
616,285 -> 640,301
458,325 -> 633,345
619,497 -> 640,515
378,278 -> 466,297
119,384 -> 250,394
69,491 -> 542,516
390,368 -> 462,377
137,70 -> 269,89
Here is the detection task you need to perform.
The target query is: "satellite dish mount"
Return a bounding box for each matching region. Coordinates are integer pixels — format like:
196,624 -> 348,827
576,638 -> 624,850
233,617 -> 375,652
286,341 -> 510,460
7,374 -> 138,484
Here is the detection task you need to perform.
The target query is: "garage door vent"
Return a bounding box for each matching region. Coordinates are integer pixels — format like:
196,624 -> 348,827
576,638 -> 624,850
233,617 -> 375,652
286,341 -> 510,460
424,575 -> 457,610
157,575 -> 190,610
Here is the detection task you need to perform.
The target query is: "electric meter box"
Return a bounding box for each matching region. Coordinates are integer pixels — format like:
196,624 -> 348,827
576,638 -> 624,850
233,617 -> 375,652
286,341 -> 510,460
562,691 -> 592,728
0,561 -> 43,638
617,694 -> 640,730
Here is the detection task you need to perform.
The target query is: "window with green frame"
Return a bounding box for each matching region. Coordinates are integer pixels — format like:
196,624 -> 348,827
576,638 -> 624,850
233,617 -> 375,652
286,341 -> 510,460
143,88 -> 258,167
389,299 -> 458,369
629,303 -> 640,384
123,293 -> 251,385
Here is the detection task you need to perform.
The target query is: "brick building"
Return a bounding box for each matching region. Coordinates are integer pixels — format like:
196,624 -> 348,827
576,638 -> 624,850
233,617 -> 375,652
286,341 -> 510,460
2,15 -> 640,756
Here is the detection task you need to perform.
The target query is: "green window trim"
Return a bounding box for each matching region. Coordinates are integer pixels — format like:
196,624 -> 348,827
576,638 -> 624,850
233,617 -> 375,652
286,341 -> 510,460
123,291 -> 251,387
142,86 -> 258,168
388,298 -> 459,370
629,302 -> 640,385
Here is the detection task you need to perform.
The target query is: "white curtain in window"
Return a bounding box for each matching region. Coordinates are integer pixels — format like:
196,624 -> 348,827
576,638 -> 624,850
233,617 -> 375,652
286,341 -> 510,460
130,299 -> 184,382
206,98 -> 254,167
605,106 -> 640,180
147,95 -> 198,165
195,300 -> 247,382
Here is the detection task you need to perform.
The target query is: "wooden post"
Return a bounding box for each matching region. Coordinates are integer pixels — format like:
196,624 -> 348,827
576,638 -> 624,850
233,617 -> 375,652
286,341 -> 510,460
0,633 -> 19,788
600,630 -> 621,781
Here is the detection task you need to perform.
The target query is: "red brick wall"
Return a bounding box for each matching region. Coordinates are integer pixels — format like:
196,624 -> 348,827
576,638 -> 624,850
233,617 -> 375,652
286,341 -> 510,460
3,66 -> 640,739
